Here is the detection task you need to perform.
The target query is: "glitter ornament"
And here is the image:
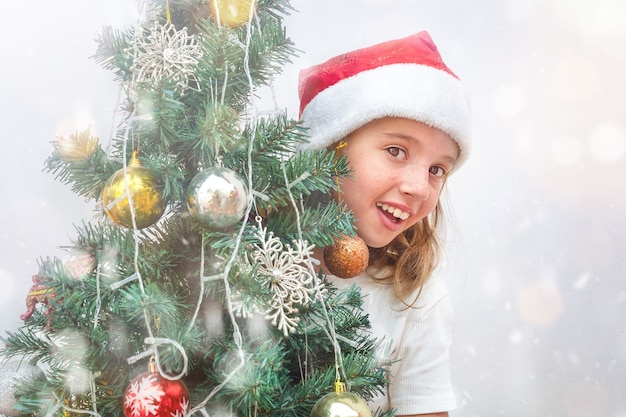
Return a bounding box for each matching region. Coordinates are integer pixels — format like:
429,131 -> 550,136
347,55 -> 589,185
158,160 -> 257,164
20,275 -> 56,330
123,361 -> 189,417
102,153 -> 166,229
64,251 -> 96,280
0,360 -> 45,417
210,0 -> 256,28
187,167 -> 248,229
310,382 -> 371,417
323,235 -> 369,279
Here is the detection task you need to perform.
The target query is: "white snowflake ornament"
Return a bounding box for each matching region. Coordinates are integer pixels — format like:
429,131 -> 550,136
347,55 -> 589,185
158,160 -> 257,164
248,219 -> 323,336
129,22 -> 202,93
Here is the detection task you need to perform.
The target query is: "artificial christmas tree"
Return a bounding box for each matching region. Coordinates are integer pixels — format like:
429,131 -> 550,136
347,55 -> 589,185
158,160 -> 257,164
0,1 -> 391,416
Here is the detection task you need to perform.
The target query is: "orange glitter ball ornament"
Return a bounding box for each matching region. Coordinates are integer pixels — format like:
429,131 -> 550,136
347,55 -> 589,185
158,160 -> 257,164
323,235 -> 369,279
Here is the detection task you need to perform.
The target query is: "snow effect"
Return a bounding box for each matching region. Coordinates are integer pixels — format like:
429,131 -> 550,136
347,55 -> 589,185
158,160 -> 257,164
2,0 -> 626,416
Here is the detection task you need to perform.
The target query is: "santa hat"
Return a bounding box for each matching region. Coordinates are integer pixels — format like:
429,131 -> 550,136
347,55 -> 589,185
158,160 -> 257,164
298,31 -> 471,168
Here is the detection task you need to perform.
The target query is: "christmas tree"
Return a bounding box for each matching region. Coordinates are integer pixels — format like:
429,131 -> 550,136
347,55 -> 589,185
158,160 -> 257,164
0,1 -> 390,417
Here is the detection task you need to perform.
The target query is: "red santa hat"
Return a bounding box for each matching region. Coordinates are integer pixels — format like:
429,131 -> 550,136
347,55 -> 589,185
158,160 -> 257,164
298,31 -> 471,168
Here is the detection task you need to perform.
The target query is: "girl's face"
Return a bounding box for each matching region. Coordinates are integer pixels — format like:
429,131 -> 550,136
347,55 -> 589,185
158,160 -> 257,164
338,117 -> 459,248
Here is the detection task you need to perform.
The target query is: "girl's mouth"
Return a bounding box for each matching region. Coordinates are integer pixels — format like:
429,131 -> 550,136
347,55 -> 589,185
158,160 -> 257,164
376,203 -> 410,223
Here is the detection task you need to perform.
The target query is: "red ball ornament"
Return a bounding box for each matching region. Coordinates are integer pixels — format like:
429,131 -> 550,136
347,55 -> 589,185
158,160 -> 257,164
123,363 -> 189,417
323,235 -> 369,279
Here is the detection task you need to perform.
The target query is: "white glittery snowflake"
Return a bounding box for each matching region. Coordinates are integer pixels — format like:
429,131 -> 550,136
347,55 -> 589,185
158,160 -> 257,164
171,397 -> 190,417
248,222 -> 322,336
124,374 -> 164,417
129,22 -> 202,93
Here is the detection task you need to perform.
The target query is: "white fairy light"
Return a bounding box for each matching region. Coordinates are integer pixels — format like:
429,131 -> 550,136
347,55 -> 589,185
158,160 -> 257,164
129,22 -> 202,93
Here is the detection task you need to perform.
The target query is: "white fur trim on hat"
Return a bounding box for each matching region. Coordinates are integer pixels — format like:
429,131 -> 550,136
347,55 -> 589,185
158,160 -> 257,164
300,63 -> 471,168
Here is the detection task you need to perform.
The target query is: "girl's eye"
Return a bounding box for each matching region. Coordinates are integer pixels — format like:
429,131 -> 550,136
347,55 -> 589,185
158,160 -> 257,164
429,166 -> 446,177
386,146 -> 406,159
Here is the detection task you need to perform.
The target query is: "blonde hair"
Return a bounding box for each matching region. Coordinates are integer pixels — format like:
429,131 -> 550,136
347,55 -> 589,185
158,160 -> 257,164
368,200 -> 444,307
329,134 -> 447,306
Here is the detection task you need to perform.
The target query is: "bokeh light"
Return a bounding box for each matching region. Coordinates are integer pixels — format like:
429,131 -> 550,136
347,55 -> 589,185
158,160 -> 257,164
0,268 -> 17,308
563,380 -> 610,417
517,280 -> 564,326
588,122 -> 625,163
551,0 -> 626,39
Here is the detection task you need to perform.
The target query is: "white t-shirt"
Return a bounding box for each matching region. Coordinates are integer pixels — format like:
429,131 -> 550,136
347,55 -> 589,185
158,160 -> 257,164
327,271 -> 457,415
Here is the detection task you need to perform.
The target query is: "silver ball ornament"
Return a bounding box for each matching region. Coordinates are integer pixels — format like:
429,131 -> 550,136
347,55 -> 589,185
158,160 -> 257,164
0,360 -> 45,416
187,167 -> 248,229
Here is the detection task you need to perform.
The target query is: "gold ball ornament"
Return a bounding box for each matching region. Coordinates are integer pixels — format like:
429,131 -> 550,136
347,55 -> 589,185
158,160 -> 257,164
323,235 -> 369,279
310,391 -> 371,417
102,154 -> 166,229
210,0 -> 256,28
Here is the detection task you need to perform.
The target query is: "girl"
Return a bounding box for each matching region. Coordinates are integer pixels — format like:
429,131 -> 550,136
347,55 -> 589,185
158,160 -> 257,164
298,31 -> 471,416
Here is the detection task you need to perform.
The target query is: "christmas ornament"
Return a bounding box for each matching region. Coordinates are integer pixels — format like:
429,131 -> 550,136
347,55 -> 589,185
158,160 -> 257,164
249,218 -> 321,336
323,235 -> 369,279
53,128 -> 99,162
0,360 -> 45,417
102,153 -> 165,229
20,275 -> 56,330
210,0 -> 256,28
64,251 -> 96,280
129,22 -> 202,93
123,361 -> 189,417
187,167 -> 248,229
310,381 -> 371,417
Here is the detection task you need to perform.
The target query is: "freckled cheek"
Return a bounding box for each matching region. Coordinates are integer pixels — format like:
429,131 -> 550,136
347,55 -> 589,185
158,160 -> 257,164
426,197 -> 440,215
412,195 -> 439,221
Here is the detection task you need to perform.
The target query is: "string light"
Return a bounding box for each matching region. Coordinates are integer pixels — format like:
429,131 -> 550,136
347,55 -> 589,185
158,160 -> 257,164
95,0 -> 351,412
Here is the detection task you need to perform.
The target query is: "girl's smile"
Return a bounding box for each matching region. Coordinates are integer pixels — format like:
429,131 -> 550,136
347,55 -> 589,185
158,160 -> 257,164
338,117 -> 459,248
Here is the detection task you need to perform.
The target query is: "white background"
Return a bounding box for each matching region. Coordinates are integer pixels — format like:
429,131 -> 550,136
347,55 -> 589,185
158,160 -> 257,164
1,0 -> 625,416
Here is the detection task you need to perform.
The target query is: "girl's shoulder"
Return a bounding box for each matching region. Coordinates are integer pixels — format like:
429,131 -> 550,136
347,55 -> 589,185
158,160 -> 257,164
326,269 -> 450,314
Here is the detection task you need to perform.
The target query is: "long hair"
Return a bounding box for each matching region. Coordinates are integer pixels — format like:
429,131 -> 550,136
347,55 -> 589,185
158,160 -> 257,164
368,200 -> 444,307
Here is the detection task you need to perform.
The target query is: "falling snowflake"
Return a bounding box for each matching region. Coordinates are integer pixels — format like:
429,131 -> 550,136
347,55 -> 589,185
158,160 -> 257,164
248,220 -> 322,336
231,290 -> 261,319
128,22 -> 202,93
124,374 -> 164,417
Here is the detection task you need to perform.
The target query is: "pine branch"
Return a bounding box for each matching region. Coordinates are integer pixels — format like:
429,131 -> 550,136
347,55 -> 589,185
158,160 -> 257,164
92,25 -> 134,80
44,144 -> 117,202
266,200 -> 357,247
3,2 -> 391,416
1,326 -> 53,363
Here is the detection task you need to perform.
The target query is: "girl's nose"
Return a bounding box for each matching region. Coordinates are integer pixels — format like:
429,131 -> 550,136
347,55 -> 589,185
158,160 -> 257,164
399,166 -> 430,200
